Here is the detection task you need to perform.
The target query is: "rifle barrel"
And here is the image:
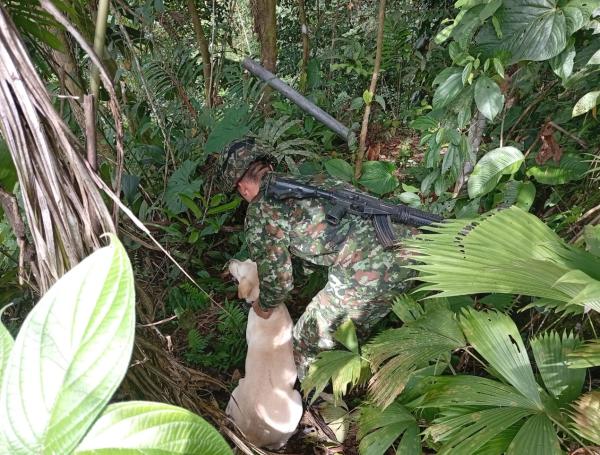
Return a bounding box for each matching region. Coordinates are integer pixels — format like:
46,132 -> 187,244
242,57 -> 351,141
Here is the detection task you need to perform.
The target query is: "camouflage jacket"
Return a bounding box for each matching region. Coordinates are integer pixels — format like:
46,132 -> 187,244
245,172 -> 384,309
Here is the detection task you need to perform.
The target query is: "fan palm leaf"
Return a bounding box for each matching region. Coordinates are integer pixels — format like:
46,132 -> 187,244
365,301 -> 465,408
568,338 -> 600,368
421,309 -> 587,455
407,206 -> 600,313
571,392 -> 600,445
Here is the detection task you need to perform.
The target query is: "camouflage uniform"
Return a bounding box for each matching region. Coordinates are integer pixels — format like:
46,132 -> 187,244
245,173 -> 417,379
217,139 -> 417,379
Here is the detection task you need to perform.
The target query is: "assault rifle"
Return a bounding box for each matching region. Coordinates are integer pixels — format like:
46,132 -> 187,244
265,175 -> 443,248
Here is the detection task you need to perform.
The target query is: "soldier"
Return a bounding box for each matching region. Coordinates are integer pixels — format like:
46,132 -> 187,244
217,138 -> 417,379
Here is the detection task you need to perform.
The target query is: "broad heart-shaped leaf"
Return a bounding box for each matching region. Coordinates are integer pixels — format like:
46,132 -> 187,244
468,146 -> 524,198
530,331 -> 585,406
474,75 -> 504,121
358,402 -> 420,455
74,401 -> 232,455
460,309 -> 543,409
476,0 -> 570,63
358,161 -> 399,196
572,90 -> 600,117
0,236 -> 135,455
325,158 -> 354,182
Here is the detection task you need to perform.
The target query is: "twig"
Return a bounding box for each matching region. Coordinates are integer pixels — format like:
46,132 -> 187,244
137,315 -> 178,327
548,121 -> 588,149
507,81 -> 557,139
83,94 -> 97,171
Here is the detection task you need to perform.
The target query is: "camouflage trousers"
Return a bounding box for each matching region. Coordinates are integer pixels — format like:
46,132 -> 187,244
292,220 -> 417,380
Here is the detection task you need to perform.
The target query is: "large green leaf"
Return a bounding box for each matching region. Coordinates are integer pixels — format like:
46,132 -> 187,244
526,154 -> 588,185
407,206 -> 600,313
423,376 -> 540,410
468,146 -> 524,198
506,414 -> 561,455
325,158 -> 354,182
425,407 -> 533,455
204,105 -> 251,153
474,75 -> 504,121
366,303 -> 465,408
530,331 -> 585,406
302,320 -> 368,405
572,90 -> 600,117
0,139 -> 17,191
0,236 -> 135,454
432,68 -> 464,108
476,0 -> 572,63
460,309 -> 542,409
74,401 -> 232,455
165,160 -> 203,215
358,161 -> 399,195
358,402 -> 420,455
568,338 -> 600,368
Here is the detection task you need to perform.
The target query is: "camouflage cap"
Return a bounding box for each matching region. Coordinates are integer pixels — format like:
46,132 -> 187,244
215,138 -> 271,192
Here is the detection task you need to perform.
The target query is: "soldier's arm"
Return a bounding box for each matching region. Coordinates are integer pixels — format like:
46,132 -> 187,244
245,202 -> 294,311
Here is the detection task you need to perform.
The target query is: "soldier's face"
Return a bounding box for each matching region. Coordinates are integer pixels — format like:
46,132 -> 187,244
237,179 -> 260,202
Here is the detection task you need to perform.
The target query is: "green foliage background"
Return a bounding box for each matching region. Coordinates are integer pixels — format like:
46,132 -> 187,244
0,0 -> 599,453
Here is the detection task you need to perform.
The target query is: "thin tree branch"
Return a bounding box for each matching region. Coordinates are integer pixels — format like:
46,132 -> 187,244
354,0 -> 386,178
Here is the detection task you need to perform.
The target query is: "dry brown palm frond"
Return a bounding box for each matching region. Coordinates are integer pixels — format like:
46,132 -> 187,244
0,4 -> 115,293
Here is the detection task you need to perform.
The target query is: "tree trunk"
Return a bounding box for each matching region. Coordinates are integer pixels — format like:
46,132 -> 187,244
187,0 -> 212,108
250,0 -> 277,111
298,0 -> 309,92
354,0 -> 386,178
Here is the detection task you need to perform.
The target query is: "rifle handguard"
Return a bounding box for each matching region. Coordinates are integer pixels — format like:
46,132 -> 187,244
265,175 -> 443,248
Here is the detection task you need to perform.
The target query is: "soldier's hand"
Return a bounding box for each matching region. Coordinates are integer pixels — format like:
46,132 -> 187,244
252,300 -> 273,319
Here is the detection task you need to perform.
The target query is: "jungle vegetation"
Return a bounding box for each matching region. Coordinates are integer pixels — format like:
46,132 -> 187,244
0,0 -> 599,453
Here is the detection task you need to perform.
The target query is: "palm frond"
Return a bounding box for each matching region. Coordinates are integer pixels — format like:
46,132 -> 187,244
460,309 -> 543,409
530,331 -> 585,406
302,320 -> 369,405
407,206 -> 600,313
358,402 -> 420,455
423,376 -> 540,410
571,392 -> 600,445
365,302 -> 465,408
0,4 -> 115,292
425,407 -> 534,455
505,414 -> 561,455
568,338 -> 600,368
